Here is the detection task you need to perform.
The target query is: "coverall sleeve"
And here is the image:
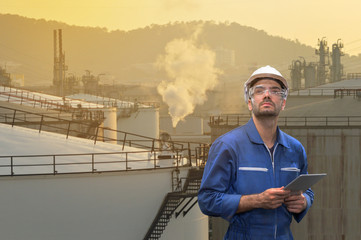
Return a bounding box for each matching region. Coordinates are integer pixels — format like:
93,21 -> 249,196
293,148 -> 314,222
198,141 -> 241,221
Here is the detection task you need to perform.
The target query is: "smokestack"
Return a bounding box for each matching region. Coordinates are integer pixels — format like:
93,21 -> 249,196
58,29 -> 63,97
53,30 -> 58,85
53,30 -> 57,62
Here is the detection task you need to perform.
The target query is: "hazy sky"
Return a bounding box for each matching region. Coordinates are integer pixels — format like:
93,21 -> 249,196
3,0 -> 361,55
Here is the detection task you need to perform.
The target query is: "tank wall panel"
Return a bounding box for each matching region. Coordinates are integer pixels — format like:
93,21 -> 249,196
118,108 -> 159,139
0,168 -> 205,240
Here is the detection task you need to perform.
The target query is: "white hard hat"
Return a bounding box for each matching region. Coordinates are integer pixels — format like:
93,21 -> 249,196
244,65 -> 289,103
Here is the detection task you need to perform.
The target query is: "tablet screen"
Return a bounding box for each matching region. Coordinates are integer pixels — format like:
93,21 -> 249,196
284,173 -> 327,192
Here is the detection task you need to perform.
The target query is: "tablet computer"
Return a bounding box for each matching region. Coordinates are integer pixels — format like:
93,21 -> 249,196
284,173 -> 327,192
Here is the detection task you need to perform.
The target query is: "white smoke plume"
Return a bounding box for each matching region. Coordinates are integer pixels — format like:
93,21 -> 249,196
157,26 -> 221,128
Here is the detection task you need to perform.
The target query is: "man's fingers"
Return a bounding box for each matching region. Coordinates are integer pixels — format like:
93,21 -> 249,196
285,193 -> 304,201
268,188 -> 291,197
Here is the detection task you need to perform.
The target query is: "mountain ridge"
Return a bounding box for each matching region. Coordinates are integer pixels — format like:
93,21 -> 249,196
0,13 -> 358,86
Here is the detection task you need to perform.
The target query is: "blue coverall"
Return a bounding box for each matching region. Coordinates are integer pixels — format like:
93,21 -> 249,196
198,118 -> 314,239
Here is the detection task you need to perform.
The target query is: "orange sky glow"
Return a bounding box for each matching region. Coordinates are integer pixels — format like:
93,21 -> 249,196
3,0 -> 361,55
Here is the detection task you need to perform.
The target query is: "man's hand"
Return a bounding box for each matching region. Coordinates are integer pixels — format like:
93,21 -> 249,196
237,187 -> 290,213
284,192 -> 307,213
258,187 -> 291,209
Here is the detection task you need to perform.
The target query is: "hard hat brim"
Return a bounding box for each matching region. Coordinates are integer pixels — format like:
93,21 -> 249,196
245,73 -> 288,90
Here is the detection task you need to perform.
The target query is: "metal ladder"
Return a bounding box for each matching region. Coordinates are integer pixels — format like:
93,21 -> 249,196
143,168 -> 204,240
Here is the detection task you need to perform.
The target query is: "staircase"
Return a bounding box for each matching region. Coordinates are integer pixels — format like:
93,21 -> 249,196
143,167 -> 204,240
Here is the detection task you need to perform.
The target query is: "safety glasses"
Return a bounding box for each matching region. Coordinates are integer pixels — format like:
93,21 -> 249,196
249,85 -> 287,98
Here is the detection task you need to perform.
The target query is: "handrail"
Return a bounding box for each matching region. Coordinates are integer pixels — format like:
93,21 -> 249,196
0,105 -> 209,176
334,88 -> 361,98
0,105 -> 209,153
143,168 -> 203,240
290,88 -> 335,96
0,86 -> 104,109
209,115 -> 361,127
0,149 -> 203,177
0,85 -> 159,110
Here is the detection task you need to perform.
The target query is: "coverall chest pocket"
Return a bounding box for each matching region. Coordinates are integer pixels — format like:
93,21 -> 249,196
280,164 -> 301,186
237,166 -> 270,195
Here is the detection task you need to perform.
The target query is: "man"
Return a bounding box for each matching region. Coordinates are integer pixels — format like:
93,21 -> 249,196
198,66 -> 314,239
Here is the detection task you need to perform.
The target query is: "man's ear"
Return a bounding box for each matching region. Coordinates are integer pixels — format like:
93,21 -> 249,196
281,99 -> 286,110
248,98 -> 253,111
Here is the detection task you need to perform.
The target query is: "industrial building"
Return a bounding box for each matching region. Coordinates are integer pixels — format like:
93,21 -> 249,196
0,29 -> 210,239
289,38 -> 344,91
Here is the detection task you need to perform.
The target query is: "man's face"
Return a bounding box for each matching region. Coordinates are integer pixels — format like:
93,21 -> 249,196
247,79 -> 286,118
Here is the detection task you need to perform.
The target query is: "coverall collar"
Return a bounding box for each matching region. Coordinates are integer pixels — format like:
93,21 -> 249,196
245,118 -> 290,149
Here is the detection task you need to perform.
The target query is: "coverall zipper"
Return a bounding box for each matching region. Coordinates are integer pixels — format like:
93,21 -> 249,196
265,143 -> 279,239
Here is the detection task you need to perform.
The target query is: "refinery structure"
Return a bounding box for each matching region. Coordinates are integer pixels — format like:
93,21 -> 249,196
0,28 -> 360,240
0,85 -> 209,239
289,38 -> 345,90
0,30 -> 209,239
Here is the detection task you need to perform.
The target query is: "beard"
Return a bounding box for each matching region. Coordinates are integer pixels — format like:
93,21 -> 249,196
251,98 -> 282,118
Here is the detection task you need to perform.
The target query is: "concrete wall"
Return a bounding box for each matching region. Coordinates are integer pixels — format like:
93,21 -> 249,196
287,127 -> 361,240
0,168 -> 207,240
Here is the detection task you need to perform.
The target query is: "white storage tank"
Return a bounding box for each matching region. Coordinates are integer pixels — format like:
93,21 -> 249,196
117,106 -> 159,139
67,94 -> 160,143
102,107 -> 117,143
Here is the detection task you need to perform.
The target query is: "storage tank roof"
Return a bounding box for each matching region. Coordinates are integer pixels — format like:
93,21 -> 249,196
282,96 -> 361,117
0,86 -> 104,109
0,124 -> 160,175
282,78 -> 361,117
290,79 -> 361,96
67,94 -> 153,109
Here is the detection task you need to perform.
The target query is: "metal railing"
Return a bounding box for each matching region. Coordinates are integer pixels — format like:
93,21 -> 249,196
0,86 -> 103,109
77,99 -> 160,109
334,89 -> 361,99
290,88 -> 336,96
290,88 -> 361,98
209,115 -> 361,127
144,168 -> 203,240
0,149 -> 203,177
0,85 -> 159,110
0,105 -> 209,159
0,105 -> 209,176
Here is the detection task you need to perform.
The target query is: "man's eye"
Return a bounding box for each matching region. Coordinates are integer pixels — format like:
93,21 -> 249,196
254,89 -> 265,94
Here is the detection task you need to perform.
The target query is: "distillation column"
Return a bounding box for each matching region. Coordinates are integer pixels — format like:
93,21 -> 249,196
315,38 -> 329,85
330,39 -> 344,83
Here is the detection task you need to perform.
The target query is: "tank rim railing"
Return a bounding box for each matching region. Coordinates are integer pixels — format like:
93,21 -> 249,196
209,115 -> 361,127
289,86 -> 348,97
0,106 -> 105,122
0,105 -> 209,168
0,149 -> 197,177
290,87 -> 361,97
334,88 -> 361,99
0,86 -> 92,109
0,85 -> 159,110
68,97 -> 160,109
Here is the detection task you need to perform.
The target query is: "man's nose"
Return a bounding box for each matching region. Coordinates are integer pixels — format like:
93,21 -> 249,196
263,89 -> 271,97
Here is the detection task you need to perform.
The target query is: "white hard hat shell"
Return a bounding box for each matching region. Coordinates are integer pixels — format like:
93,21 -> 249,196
244,65 -> 289,103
